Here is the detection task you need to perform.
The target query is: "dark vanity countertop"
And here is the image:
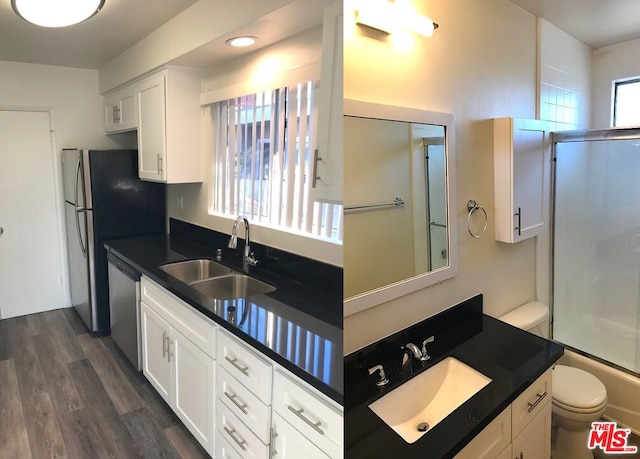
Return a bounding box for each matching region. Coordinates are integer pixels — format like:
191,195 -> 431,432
105,234 -> 343,405
344,296 -> 563,458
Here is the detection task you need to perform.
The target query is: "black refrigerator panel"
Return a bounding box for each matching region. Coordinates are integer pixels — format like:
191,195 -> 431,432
86,150 -> 166,335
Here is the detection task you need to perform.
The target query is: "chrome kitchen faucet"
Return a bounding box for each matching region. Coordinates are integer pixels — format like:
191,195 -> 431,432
228,215 -> 259,268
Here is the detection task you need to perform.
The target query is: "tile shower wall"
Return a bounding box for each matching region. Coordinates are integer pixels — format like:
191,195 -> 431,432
538,18 -> 592,130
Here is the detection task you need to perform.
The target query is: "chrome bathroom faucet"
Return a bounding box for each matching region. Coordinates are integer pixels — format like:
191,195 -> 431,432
402,336 -> 435,362
228,216 -> 259,267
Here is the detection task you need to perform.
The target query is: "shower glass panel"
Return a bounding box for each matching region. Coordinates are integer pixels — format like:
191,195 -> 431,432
426,142 -> 448,271
553,130 -> 640,373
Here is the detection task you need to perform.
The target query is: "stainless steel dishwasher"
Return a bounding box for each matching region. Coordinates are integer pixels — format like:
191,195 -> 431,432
107,252 -> 141,370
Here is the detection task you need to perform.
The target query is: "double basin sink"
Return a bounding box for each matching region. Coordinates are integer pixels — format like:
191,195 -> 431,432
159,258 -> 275,300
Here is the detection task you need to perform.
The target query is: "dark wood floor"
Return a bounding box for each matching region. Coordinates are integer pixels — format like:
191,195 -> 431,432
0,307 -> 210,459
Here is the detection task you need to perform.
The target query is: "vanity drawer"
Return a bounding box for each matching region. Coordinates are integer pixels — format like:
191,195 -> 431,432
141,277 -> 216,358
215,430 -> 243,459
272,369 -> 342,457
217,330 -> 273,404
512,368 -> 552,436
217,400 -> 269,459
454,406 -> 511,459
217,366 -> 271,443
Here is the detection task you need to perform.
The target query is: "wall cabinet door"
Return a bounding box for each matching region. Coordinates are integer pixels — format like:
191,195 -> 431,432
136,73 -> 167,182
494,118 -> 551,243
104,85 -> 136,134
141,301 -> 171,403
172,329 -> 215,454
312,0 -> 343,204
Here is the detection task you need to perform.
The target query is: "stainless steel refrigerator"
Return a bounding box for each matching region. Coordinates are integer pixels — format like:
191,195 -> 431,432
62,149 -> 165,334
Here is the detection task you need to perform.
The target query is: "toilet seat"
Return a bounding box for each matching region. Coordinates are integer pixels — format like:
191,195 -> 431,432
552,365 -> 607,411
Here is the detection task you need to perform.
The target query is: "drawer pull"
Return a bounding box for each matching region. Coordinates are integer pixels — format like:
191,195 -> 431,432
223,425 -> 247,451
527,391 -> 547,413
162,332 -> 168,357
225,356 -> 249,376
287,405 -> 324,435
224,391 -> 248,414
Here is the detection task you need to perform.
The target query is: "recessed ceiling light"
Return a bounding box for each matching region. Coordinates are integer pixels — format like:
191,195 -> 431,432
12,0 -> 105,28
226,36 -> 258,48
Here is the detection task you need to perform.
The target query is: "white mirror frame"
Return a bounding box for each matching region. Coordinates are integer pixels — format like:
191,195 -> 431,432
343,99 -> 458,316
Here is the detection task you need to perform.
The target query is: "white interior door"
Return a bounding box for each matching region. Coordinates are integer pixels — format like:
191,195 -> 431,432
0,109 -> 64,319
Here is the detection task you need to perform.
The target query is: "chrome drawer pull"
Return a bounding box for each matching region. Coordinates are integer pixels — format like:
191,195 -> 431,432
223,425 -> 247,451
224,391 -> 248,414
527,391 -> 548,413
225,356 -> 249,376
287,405 -> 324,435
162,332 -> 168,357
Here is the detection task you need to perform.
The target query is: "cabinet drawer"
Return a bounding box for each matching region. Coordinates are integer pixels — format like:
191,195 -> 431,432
217,366 -> 271,443
218,331 -> 272,404
512,368 -> 552,437
272,412 -> 330,459
216,430 -> 243,459
141,277 -> 216,358
454,406 -> 511,459
218,401 -> 269,459
272,369 -> 342,457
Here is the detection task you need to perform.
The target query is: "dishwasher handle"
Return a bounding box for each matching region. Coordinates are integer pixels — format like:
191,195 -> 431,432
107,252 -> 141,282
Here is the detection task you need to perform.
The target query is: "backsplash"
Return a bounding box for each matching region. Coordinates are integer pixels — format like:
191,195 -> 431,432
170,218 -> 343,301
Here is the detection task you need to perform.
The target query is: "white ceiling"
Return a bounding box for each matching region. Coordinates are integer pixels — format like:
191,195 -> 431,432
510,0 -> 640,48
0,0 -> 324,70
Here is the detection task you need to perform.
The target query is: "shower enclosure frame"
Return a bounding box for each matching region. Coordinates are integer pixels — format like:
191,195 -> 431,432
550,125 -> 640,376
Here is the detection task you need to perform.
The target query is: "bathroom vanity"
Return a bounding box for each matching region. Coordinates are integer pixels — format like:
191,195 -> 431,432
105,219 -> 343,458
344,295 -> 563,458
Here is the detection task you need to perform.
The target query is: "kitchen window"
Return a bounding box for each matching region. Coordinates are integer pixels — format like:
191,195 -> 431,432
613,78 -> 640,127
210,80 -> 342,243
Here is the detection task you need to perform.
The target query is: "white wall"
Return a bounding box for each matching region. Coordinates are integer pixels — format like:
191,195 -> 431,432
0,60 -> 128,150
344,0 -> 540,354
592,38 -> 640,128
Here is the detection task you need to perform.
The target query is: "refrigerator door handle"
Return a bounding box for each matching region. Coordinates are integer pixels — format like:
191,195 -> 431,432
74,159 -> 87,258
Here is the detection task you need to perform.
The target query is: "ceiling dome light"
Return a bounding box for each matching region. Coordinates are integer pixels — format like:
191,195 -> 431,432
12,0 -> 105,28
226,36 -> 257,48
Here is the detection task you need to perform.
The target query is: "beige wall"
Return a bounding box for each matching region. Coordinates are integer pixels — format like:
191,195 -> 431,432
344,0 -> 540,353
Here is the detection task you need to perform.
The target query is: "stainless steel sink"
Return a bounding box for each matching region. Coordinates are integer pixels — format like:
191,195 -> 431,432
159,259 -> 232,283
189,274 -> 276,299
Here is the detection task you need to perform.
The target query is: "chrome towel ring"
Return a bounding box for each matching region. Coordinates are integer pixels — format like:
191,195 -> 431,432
467,199 -> 488,238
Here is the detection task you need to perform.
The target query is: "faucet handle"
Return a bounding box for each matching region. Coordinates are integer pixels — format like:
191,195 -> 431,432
368,364 -> 389,386
420,336 -> 435,361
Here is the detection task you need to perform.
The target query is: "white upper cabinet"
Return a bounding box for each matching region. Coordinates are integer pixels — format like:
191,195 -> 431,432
493,117 -> 551,243
312,0 -> 343,204
103,84 -> 136,133
136,66 -> 204,183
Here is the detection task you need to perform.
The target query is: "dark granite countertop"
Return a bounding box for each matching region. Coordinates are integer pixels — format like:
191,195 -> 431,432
105,233 -> 343,405
344,295 -> 563,458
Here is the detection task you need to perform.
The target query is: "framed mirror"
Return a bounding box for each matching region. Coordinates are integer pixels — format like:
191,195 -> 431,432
343,99 -> 457,316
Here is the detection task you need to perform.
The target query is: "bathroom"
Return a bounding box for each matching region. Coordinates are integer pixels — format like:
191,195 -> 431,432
344,0 -> 640,457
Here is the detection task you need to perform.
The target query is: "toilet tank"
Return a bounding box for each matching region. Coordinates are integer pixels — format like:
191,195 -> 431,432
498,301 -> 550,338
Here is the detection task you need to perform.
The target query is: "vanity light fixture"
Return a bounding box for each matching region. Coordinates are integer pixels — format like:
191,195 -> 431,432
226,36 -> 258,47
352,0 -> 438,38
12,0 -> 105,28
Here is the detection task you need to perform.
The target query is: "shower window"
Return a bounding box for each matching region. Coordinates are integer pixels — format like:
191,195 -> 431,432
613,78 -> 640,127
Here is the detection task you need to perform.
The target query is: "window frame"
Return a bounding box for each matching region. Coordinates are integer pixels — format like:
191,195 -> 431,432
613,77 -> 640,127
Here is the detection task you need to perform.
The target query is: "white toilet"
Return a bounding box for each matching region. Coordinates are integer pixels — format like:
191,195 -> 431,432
499,302 -> 608,459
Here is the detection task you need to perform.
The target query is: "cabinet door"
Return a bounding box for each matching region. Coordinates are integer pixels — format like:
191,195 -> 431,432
312,0 -> 343,204
104,99 -> 119,132
454,406 -> 511,459
119,90 -> 136,131
171,329 -> 215,455
137,73 -> 166,182
272,412 -> 330,459
140,301 -> 171,403
512,400 -> 551,459
494,118 -> 550,243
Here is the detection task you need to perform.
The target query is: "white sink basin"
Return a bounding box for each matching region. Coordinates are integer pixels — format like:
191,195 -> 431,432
368,357 -> 492,443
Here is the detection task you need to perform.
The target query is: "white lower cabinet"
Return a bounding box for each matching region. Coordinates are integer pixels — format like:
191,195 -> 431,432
455,368 -> 552,459
140,277 -> 343,458
271,412 -> 329,459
